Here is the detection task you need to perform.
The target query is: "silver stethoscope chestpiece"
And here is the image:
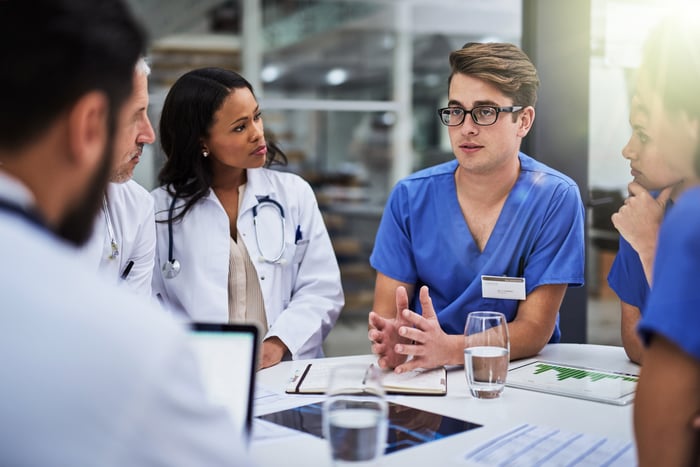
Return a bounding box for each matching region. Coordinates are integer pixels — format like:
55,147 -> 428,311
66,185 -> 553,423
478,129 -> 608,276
162,259 -> 181,279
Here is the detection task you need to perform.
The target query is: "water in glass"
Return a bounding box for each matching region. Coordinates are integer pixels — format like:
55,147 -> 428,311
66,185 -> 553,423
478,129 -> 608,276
323,364 -> 388,466
464,311 -> 510,399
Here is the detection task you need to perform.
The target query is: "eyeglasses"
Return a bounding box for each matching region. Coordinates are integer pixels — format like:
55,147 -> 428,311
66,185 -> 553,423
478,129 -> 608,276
437,105 -> 524,127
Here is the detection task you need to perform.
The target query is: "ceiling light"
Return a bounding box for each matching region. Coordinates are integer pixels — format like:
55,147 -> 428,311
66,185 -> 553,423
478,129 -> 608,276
325,68 -> 347,86
261,65 -> 281,83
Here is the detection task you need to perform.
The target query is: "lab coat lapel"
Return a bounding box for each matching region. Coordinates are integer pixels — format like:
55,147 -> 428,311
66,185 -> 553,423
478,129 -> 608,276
242,168 -> 278,215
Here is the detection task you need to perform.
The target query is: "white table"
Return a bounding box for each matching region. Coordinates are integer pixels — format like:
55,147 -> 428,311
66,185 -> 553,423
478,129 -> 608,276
251,344 -> 639,466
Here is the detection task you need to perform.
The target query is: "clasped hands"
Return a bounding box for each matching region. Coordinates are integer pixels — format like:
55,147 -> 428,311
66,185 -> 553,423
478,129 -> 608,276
368,285 -> 459,373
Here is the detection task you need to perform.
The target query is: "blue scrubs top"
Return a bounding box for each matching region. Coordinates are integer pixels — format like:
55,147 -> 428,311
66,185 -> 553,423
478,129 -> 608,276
639,186 -> 700,360
608,236 -> 650,309
607,192 -> 672,311
370,153 -> 585,342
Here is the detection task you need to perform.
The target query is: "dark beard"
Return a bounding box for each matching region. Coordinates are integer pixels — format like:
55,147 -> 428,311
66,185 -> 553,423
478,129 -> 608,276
55,138 -> 114,246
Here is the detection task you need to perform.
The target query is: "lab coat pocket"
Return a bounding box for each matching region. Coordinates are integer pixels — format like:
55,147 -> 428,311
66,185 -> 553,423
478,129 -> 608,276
292,239 -> 310,265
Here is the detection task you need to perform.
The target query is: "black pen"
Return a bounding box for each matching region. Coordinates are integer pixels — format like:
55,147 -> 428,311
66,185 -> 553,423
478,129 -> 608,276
121,260 -> 134,280
362,363 -> 374,385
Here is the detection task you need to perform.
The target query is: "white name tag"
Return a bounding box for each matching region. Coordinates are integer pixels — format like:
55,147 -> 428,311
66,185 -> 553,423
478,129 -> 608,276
481,275 -> 526,300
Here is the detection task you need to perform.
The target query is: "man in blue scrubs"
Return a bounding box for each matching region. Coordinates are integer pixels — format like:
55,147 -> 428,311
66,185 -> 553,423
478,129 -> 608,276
630,16 -> 700,465
368,42 -> 585,372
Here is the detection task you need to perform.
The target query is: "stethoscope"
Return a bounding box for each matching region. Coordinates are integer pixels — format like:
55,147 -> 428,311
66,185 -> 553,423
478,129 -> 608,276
162,193 -> 287,279
102,197 -> 119,260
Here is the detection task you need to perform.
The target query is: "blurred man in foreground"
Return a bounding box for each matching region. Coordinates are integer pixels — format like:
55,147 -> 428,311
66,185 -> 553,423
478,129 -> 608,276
0,1 -> 251,465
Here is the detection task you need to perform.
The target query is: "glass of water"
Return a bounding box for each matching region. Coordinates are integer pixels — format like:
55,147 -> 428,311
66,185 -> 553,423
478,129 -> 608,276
464,311 -> 510,399
322,364 -> 388,466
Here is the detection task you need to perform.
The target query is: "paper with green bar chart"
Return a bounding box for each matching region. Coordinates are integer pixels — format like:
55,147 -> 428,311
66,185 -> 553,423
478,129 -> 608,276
506,361 -> 638,405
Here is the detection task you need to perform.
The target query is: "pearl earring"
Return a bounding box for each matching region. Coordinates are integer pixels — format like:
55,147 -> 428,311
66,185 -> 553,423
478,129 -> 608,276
202,150 -> 209,158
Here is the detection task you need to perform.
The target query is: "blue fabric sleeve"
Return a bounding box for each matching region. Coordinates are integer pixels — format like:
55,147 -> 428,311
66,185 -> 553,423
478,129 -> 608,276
639,188 -> 700,360
370,182 -> 417,284
607,235 -> 649,310
523,183 -> 585,292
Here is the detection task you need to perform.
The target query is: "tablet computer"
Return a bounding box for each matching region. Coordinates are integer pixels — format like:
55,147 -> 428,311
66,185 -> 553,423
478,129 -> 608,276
506,360 -> 638,406
188,322 -> 259,443
257,401 -> 481,454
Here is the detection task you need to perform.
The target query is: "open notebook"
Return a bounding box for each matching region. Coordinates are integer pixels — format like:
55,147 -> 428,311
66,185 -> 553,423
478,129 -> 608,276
187,323 -> 259,443
285,362 -> 447,396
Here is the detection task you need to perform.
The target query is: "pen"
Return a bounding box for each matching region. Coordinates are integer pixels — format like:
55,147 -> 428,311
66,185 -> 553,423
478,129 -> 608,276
121,260 -> 134,280
362,363 -> 374,385
295,225 -> 302,244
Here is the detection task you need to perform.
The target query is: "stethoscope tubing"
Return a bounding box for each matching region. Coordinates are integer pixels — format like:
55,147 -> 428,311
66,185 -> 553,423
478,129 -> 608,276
252,196 -> 286,264
162,192 -> 287,279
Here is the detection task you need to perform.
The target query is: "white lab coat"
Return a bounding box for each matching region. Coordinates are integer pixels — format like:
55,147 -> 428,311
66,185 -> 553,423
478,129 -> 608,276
151,167 -> 344,360
0,172 -> 251,466
79,180 -> 155,297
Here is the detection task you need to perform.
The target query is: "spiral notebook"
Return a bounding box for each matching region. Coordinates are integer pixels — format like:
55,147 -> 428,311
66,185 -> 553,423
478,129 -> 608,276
285,362 -> 447,396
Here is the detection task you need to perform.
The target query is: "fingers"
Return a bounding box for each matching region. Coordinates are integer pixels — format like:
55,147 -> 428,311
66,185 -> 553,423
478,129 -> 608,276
418,286 -> 436,319
657,185 -> 674,206
395,286 -> 409,318
394,356 -> 425,374
394,340 -> 426,358
399,308 -> 425,329
371,340 -> 389,355
627,181 -> 647,197
368,311 -> 386,331
368,328 -> 382,344
377,356 -> 390,370
398,323 -> 424,343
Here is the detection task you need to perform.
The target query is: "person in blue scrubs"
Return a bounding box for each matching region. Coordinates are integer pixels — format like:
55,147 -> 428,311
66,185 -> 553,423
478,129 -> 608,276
630,16 -> 700,466
607,91 -> 691,364
368,42 -> 585,373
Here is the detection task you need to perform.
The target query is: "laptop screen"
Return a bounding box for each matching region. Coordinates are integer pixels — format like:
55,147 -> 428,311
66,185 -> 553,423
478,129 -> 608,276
188,322 -> 259,443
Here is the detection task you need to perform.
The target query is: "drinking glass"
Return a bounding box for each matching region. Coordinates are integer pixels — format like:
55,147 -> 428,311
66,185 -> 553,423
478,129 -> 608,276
464,311 -> 510,399
322,364 -> 388,466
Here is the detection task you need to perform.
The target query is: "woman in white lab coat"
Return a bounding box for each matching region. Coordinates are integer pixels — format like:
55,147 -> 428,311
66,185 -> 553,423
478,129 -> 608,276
151,68 -> 344,368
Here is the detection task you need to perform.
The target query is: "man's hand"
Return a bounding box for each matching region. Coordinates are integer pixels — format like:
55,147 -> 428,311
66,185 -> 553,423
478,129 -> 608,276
392,286 -> 462,373
368,286 -> 412,370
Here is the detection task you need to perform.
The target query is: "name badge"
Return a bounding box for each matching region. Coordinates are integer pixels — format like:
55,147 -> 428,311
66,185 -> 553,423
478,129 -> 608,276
481,275 -> 526,300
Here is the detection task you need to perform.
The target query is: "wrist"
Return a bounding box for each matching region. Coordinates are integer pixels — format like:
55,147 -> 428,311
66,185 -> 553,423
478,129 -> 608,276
450,334 -> 466,366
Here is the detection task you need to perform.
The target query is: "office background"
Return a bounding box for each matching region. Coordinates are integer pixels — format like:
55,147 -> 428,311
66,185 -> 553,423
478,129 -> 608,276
125,0 -> 675,355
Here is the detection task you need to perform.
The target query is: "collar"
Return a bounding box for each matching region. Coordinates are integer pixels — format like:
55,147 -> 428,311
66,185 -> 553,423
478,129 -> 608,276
240,168 -> 278,215
0,170 -> 37,210
0,171 -> 48,230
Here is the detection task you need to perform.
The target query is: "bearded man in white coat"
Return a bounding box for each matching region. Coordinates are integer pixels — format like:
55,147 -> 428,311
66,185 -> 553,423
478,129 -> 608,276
0,1 -> 252,465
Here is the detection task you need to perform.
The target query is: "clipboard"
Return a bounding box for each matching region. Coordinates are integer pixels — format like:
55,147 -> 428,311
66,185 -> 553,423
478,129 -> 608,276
506,360 -> 638,406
